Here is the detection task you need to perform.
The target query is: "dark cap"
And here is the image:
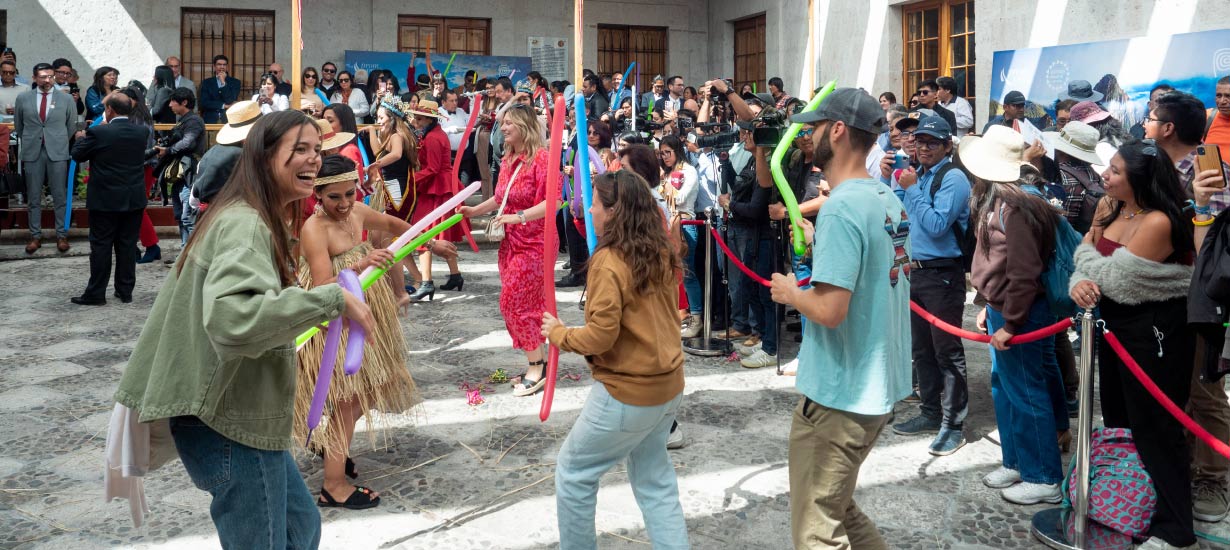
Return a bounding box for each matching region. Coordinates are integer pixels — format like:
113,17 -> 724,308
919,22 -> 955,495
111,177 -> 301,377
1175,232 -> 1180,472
913,115 -> 952,141
748,93 -> 775,107
790,87 -> 886,134
895,107 -> 937,130
1003,91 -> 1027,106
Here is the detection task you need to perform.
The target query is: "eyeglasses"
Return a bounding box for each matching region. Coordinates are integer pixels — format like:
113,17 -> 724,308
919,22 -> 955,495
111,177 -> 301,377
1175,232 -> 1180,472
167,63 -> 180,69
338,78 -> 351,83
322,68 -> 336,74
0,70 -> 15,76
917,89 -> 933,96
914,139 -> 945,150
305,74 -> 318,79
54,70 -> 72,76
797,128 -> 815,137
1144,115 -> 1170,124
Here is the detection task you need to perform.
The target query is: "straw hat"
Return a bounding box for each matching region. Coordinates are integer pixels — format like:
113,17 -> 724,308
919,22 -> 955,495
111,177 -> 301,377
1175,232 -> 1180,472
215,100 -> 262,145
408,98 -> 446,120
314,118 -> 355,151
1043,121 -> 1102,165
956,125 -> 1029,182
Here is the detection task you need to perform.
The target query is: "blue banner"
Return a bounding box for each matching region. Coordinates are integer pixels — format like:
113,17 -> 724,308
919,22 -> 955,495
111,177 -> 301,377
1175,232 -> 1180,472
989,28 -> 1230,128
345,50 -> 531,92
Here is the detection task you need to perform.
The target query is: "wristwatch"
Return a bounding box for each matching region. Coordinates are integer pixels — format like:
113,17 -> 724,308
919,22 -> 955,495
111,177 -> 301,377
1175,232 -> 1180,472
517,210 -> 527,224
724,87 -> 737,96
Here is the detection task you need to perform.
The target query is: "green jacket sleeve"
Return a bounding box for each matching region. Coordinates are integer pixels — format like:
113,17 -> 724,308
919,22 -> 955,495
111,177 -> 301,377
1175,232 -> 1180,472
202,245 -> 345,360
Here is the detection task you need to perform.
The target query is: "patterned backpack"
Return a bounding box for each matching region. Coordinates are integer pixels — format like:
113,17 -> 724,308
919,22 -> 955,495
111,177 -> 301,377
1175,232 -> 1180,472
1062,427 -> 1157,538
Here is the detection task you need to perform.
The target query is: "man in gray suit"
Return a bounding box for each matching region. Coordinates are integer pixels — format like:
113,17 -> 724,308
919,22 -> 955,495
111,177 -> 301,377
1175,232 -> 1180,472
15,63 -> 76,254
165,56 -> 195,97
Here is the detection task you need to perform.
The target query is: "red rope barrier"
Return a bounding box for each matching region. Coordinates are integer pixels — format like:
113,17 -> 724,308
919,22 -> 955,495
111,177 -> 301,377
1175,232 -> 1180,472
680,219 -> 705,226
908,301 -> 1072,344
710,227 -> 771,286
1102,328 -> 1230,459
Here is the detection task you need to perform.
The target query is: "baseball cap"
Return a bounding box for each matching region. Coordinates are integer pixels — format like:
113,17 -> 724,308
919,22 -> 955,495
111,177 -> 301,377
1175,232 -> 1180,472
913,115 -> 952,141
895,107 -> 937,130
790,87 -> 886,134
1003,91 -> 1027,106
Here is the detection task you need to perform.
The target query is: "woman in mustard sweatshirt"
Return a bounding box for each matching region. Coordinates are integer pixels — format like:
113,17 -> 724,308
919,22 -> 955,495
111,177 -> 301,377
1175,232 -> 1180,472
541,169 -> 689,549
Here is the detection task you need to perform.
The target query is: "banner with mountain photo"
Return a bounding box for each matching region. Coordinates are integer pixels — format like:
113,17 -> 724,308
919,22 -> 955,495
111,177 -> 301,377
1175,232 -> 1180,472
345,50 -> 531,91
989,28 -> 1230,129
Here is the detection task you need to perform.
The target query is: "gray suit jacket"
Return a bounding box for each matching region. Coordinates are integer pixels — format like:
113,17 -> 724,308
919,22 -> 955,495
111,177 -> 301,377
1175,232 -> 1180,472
14,88 -> 76,162
175,76 -> 196,97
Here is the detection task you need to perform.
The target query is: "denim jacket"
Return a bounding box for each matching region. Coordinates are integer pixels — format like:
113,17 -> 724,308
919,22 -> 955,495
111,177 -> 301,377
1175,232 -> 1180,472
114,204 -> 345,451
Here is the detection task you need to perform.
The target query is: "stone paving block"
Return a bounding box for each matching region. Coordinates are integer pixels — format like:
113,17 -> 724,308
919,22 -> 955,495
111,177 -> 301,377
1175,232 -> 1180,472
5,361 -> 89,386
32,338 -> 114,360
0,385 -> 70,412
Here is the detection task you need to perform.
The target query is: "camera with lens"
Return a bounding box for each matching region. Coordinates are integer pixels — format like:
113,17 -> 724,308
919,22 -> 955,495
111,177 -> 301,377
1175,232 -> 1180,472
749,106 -> 790,147
689,126 -> 740,149
709,78 -> 734,101
144,134 -> 172,160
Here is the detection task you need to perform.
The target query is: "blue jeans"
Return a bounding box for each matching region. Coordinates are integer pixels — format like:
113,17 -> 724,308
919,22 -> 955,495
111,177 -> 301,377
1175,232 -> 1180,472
986,300 -> 1064,484
681,224 -> 702,315
169,417 -> 321,550
173,181 -> 194,244
726,223 -> 758,335
740,234 -> 778,355
556,384 -> 688,550
1040,322 -> 1071,433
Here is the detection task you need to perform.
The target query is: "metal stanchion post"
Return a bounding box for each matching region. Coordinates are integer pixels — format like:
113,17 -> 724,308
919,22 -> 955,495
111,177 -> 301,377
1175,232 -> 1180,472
684,208 -> 733,357
1032,308 -> 1127,550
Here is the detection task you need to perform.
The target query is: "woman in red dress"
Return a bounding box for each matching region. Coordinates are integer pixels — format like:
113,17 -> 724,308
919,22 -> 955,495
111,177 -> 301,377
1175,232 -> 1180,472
461,104 -> 552,396
405,99 -> 466,301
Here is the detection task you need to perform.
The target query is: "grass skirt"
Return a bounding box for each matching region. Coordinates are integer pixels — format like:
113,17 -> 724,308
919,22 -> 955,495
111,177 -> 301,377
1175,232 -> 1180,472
293,242 -> 421,455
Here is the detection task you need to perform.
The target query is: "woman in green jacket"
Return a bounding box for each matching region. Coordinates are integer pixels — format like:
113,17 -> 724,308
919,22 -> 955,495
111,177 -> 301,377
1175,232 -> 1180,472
114,110 -> 374,550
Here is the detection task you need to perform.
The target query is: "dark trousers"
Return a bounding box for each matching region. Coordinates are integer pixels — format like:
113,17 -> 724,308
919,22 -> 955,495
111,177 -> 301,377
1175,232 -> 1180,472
909,264 -> 968,428
692,213 -> 727,328
1098,297 -> 1195,547
84,209 -> 142,301
563,207 -> 589,277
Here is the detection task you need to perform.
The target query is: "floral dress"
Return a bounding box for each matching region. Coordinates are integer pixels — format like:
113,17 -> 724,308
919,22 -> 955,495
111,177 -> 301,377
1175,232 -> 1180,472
495,148 -> 550,351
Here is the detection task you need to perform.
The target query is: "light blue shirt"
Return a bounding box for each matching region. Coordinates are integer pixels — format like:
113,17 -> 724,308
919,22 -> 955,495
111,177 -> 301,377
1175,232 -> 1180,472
687,150 -> 722,215
797,178 -> 912,416
902,156 -> 970,260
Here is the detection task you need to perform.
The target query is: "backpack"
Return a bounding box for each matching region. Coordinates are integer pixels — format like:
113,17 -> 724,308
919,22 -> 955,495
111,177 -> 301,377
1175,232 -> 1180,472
1062,428 -> 1157,539
928,161 -> 977,272
1058,163 -> 1105,234
1004,188 -> 1082,318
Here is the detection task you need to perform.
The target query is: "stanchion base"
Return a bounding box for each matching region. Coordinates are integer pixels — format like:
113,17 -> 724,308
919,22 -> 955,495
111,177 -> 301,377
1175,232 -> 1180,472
682,337 -> 733,357
1030,507 -> 1134,550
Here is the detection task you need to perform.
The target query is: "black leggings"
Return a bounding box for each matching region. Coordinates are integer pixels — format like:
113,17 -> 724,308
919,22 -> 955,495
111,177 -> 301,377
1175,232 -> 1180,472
1097,296 -> 1195,546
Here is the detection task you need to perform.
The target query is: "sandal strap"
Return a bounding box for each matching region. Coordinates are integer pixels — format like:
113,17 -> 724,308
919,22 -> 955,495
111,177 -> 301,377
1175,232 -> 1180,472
345,486 -> 379,506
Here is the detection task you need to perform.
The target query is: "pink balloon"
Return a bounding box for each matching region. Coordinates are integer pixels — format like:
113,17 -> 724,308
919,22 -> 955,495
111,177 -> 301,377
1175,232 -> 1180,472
337,269 -> 365,375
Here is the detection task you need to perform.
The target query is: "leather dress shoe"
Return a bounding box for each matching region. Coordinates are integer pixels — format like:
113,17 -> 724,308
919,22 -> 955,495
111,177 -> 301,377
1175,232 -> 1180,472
70,296 -> 106,306
556,273 -> 586,288
57,238 -> 70,252
25,238 -> 41,254
114,293 -> 133,304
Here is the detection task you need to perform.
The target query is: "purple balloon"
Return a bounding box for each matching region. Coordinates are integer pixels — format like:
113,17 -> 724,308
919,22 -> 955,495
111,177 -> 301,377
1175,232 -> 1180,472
307,309 -> 343,435
337,269 -> 365,375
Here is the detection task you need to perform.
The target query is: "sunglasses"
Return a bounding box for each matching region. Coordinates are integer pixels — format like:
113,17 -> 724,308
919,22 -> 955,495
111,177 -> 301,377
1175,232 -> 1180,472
917,89 -> 933,96
338,78 -> 351,83
322,68 -> 336,73
915,139 -> 945,150
305,74 -> 318,79
797,128 -> 815,137
0,70 -> 15,76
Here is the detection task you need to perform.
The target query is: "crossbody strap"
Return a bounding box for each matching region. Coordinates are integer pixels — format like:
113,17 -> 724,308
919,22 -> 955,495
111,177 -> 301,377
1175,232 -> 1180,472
495,159 -> 525,217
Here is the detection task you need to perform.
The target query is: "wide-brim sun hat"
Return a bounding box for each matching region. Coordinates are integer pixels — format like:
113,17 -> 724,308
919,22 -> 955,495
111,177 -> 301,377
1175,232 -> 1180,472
314,118 -> 355,151
957,125 -> 1029,182
408,98 -> 447,120
1042,120 -> 1102,166
215,100 -> 262,145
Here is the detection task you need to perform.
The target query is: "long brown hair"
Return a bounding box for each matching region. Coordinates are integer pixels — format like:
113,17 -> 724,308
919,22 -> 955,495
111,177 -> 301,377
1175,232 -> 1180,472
592,170 -> 681,294
179,110 -> 320,286
376,106 -> 419,171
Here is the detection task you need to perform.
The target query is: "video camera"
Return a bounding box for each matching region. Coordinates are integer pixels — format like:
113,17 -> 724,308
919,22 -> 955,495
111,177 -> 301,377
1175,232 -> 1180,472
748,106 -> 790,148
688,124 -> 740,149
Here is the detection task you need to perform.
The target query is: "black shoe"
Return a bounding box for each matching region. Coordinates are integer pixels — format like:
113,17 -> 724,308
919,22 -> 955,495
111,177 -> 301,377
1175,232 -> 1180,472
113,293 -> 133,304
561,261 -> 571,271
556,273 -> 586,288
71,296 -> 106,306
439,273 -> 465,291
137,244 -> 161,264
410,280 -> 435,302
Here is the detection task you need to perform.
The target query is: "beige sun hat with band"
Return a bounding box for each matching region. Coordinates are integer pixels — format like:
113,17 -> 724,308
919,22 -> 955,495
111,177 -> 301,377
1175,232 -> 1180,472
1042,120 -> 1102,166
314,118 -> 355,151
957,125 -> 1030,182
215,101 -> 263,145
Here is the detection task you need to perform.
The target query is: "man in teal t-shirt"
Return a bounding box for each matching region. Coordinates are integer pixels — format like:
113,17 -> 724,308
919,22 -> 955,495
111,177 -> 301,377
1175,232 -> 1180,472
769,88 -> 911,549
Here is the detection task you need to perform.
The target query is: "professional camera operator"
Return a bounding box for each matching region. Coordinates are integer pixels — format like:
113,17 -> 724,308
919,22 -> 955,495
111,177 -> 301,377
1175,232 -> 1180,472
152,87 -> 205,243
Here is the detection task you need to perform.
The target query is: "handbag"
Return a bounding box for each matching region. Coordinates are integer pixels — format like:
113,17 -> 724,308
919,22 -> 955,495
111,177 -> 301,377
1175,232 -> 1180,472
486,161 -> 523,243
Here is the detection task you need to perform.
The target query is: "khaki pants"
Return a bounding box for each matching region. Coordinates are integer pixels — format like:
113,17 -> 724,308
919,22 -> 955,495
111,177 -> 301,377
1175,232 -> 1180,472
1189,342 -> 1230,488
789,397 -> 890,550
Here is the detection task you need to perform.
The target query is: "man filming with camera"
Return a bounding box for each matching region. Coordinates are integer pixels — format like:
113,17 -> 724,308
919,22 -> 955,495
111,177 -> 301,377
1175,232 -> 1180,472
152,88 -> 205,243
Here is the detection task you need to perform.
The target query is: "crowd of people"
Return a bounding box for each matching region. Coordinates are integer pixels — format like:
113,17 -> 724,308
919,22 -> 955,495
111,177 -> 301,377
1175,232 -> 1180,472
3,41 -> 1229,549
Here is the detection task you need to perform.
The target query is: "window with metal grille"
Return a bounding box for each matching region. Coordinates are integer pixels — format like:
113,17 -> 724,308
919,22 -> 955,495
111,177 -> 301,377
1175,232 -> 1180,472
902,0 -> 975,108
733,14 -> 766,94
0,11 -> 7,48
397,16 -> 490,56
597,25 -> 667,84
181,9 -> 275,100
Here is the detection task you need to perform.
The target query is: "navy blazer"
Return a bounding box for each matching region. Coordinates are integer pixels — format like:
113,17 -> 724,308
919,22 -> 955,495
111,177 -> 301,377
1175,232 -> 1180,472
199,77 -> 242,123
71,118 -> 149,212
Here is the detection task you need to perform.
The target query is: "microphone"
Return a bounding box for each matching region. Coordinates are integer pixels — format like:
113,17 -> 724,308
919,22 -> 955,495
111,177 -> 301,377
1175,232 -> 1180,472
461,90 -> 490,98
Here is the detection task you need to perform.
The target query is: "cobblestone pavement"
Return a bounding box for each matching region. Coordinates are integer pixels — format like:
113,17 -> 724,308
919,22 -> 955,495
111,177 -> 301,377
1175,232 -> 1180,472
1,241 -> 1228,549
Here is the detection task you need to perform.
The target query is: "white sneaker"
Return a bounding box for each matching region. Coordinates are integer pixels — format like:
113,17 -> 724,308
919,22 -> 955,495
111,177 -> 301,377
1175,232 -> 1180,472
981,467 -> 1022,489
666,425 -> 685,449
1136,537 -> 1198,549
736,336 -> 762,357
740,349 -> 777,369
778,358 -> 798,376
1001,481 -> 1062,505
680,314 -> 702,338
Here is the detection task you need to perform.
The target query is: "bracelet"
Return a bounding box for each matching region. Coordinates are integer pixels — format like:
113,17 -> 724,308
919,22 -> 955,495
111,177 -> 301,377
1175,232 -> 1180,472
1193,215 -> 1215,227
1194,203 -> 1213,216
